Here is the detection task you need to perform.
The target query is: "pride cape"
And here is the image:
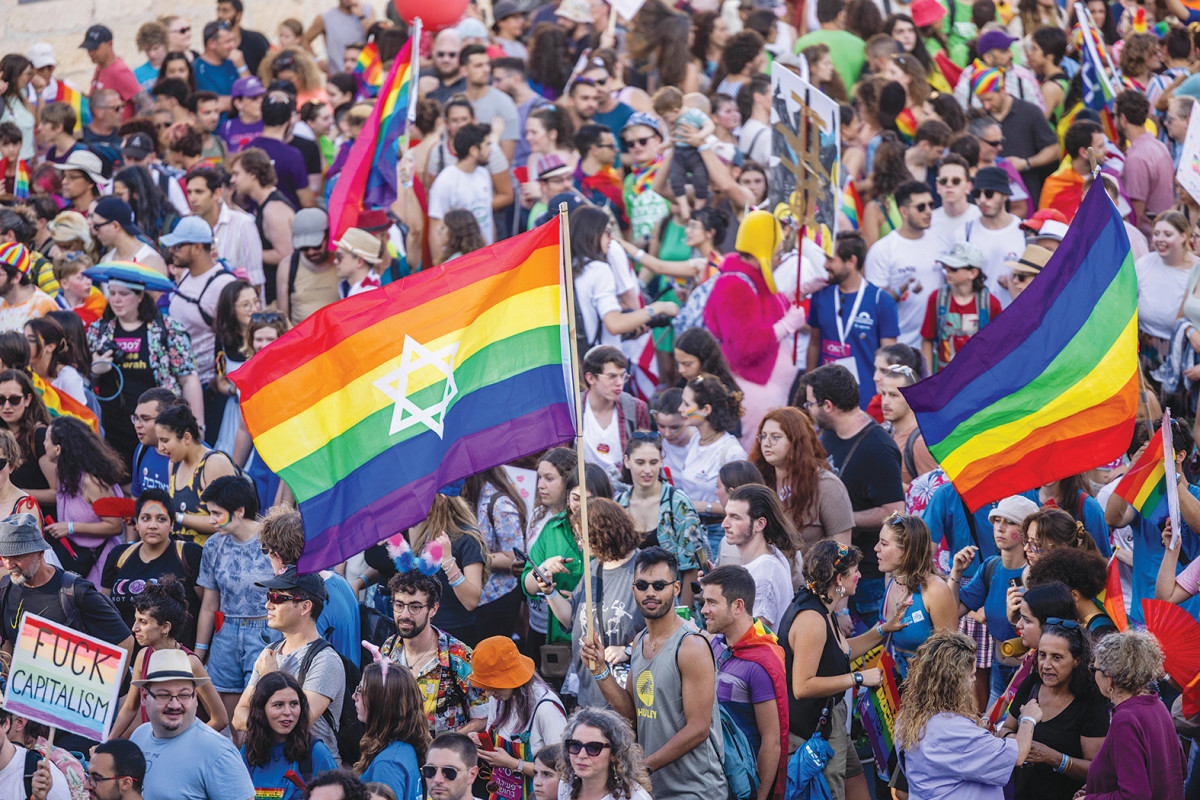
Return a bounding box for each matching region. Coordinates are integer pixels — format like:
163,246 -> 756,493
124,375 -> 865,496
901,185 -> 1137,511
231,222 -> 576,572
327,25 -> 420,243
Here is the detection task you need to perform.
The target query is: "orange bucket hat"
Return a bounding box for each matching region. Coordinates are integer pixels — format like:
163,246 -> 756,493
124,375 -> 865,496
469,636 -> 536,689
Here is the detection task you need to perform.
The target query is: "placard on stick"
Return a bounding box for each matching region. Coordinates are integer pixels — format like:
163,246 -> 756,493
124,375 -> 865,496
2,613 -> 128,741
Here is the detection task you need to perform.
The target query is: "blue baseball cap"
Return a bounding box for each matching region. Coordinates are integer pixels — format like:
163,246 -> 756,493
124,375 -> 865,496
160,216 -> 214,247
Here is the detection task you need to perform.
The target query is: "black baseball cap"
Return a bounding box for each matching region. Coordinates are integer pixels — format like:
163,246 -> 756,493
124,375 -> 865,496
256,565 -> 328,600
81,25 -> 113,51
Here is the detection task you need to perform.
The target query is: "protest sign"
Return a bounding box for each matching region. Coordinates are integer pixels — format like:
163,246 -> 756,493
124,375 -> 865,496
769,65 -> 840,251
1178,110 -> 1200,208
852,646 -> 901,781
2,613 -> 128,741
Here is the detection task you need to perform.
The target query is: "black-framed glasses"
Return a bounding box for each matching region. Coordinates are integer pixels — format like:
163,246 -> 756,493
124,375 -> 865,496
1045,617 -> 1081,630
633,579 -> 675,592
631,431 -> 661,443
906,202 -> 932,213
251,312 -> 284,324
421,765 -> 461,780
85,772 -> 131,785
1088,664 -> 1105,674
260,544 -> 275,555
392,600 -> 429,614
566,739 -> 612,756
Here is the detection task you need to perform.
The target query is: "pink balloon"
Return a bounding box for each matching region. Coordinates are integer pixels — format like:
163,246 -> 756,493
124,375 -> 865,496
392,0 -> 470,31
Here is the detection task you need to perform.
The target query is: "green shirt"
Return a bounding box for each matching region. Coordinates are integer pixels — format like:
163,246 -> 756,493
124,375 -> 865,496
794,29 -> 866,87
521,511 -> 584,643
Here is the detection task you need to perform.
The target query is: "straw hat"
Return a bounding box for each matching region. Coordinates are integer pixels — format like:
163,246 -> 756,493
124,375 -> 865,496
469,636 -> 536,689
131,649 -> 210,687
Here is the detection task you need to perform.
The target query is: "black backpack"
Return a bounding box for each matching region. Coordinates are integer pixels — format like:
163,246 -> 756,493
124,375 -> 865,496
21,748 -> 40,800
294,636 -> 363,766
0,570 -> 83,631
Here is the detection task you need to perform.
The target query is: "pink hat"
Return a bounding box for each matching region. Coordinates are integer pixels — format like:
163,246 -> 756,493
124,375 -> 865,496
911,0 -> 946,28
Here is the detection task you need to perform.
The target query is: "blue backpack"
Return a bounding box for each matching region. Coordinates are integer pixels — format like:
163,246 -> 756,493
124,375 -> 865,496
719,702 -> 760,800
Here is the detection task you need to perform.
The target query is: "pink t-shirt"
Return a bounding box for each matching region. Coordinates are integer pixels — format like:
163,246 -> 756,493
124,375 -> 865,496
1176,552 -> 1200,596
1122,133 -> 1175,233
92,58 -> 142,121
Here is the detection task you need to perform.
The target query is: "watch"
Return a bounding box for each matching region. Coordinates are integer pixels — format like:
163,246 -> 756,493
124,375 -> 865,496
853,671 -> 864,687
624,644 -> 633,658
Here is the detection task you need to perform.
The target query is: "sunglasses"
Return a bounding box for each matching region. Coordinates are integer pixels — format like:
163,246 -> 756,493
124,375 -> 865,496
266,591 -> 299,604
421,765 -> 461,781
435,51 -> 459,58
566,739 -> 612,757
906,202 -> 932,212
172,26 -> 192,34
887,364 -> 916,379
251,312 -> 284,324
973,189 -> 1004,200
624,135 -> 654,148
1045,617 -> 1081,630
981,138 -> 1004,147
633,579 -> 675,592
1088,664 -> 1105,675
631,431 -> 661,443
0,394 -> 26,406
936,176 -> 964,186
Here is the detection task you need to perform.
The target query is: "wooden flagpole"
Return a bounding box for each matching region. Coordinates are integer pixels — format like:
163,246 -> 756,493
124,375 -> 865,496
400,17 -> 423,161
558,203 -> 598,668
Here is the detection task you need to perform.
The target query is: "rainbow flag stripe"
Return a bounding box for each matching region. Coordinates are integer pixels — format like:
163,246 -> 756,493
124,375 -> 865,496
328,33 -> 417,242
353,41 -> 384,98
31,371 -> 99,432
54,81 -> 91,127
1115,429 -> 1166,517
231,222 -> 576,572
901,185 -> 1137,511
13,160 -> 29,200
842,181 -> 864,231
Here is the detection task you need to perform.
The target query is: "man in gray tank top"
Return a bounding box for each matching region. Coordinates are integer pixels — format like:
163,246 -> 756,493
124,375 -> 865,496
582,547 -> 728,800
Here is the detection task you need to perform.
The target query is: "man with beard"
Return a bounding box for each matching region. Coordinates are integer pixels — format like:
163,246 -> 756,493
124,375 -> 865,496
185,165 -> 264,292
130,649 -> 254,799
0,514 -> 133,748
377,570 -> 487,736
581,547 -> 727,800
806,231 -> 898,408
282,208 -> 340,325
421,29 -> 467,105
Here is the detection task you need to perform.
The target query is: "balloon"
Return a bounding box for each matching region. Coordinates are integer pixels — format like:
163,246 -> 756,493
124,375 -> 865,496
391,0 -> 469,31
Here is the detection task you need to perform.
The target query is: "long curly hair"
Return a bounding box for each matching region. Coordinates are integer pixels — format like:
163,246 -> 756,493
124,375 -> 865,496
48,416 -> 127,496
1032,622 -> 1098,700
244,671 -> 313,768
895,630 -> 977,751
868,132 -> 913,200
686,374 -> 743,434
409,493 -> 491,584
571,497 -> 639,563
0,369 -> 48,459
355,662 -> 431,772
803,539 -> 863,602
527,23 -> 571,96
558,708 -> 651,800
750,407 -> 828,528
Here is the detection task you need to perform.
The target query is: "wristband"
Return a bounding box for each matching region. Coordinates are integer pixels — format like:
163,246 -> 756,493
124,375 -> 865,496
634,248 -> 646,263
449,573 -> 466,587
592,664 -> 611,681
875,623 -> 887,637
67,522 -> 74,536
175,511 -> 184,525
834,608 -> 851,617
1054,753 -> 1069,773
195,643 -> 210,651
1019,716 -> 1037,726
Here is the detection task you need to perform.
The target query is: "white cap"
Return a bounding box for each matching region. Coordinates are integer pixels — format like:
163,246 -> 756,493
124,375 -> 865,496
26,43 -> 56,69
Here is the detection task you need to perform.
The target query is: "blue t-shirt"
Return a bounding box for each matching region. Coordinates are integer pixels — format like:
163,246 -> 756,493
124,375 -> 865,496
243,740 -> 337,800
1129,483 -> 1200,625
807,281 -> 899,409
319,570 -> 361,668
194,58 -> 239,97
132,443 -> 171,496
133,719 -> 255,800
959,555 -> 1024,642
360,741 -> 422,800
134,61 -> 159,92
922,483 -> 1039,578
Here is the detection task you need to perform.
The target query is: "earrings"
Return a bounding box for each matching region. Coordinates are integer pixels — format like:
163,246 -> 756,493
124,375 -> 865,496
836,585 -> 846,597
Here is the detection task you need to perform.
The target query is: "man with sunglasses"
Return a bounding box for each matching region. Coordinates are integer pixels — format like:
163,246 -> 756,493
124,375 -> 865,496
421,29 -> 467,105
281,208 -> 339,325
86,738 -> 146,800
131,649 -> 254,799
423,733 -> 479,800
864,181 -> 942,347
963,167 -> 1024,308
929,155 -> 980,253
582,547 -> 727,800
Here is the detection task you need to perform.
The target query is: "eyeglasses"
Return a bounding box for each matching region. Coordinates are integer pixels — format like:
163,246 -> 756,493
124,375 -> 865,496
973,189 -> 1004,200
623,136 -> 654,148
599,371 -> 628,383
1023,539 -> 1044,554
250,312 -> 284,324
1011,272 -> 1033,284
392,600 -> 429,614
757,432 -> 784,444
0,394 -> 26,406
801,400 -> 818,409
130,413 -> 157,425
146,689 -> 195,703
595,141 -> 617,149
0,458 -> 10,472
906,202 -> 932,212
1045,617 -> 1081,630
85,772 -> 131,785
266,591 -> 300,604
171,26 -> 192,34
259,544 -> 275,555
981,138 -> 1004,147
421,765 -> 462,781
1088,664 -> 1106,675
936,176 -> 964,186
155,121 -> 172,130
633,579 -> 675,592
631,430 -> 661,443
566,739 -> 612,757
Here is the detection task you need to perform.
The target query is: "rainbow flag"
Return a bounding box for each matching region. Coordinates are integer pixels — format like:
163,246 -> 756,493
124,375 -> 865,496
29,371 -> 98,432
841,181 -> 864,231
631,158 -> 661,196
1077,4 -> 1118,142
353,41 -> 384,99
1100,556 -> 1129,632
54,81 -> 91,127
853,646 -> 902,781
231,221 -> 576,572
894,107 -> 917,144
901,184 -> 1137,511
1114,428 -> 1166,517
328,23 -> 420,244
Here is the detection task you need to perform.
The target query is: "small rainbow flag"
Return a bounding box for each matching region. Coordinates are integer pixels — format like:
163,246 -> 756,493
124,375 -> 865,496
231,220 -> 576,573
0,158 -> 30,200
842,181 -> 864,231
1114,426 -> 1166,517
901,184 -> 1137,511
30,371 -> 99,432
54,81 -> 91,127
1100,556 -> 1128,632
354,41 -> 384,99
328,25 -> 420,244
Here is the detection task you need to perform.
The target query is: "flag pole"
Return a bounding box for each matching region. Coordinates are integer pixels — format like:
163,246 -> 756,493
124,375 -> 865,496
401,17 -> 423,161
558,203 -> 598,668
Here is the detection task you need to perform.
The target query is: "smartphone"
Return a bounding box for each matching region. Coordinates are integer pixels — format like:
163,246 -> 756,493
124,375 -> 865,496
1009,576 -> 1023,589
514,546 -> 552,588
477,732 -> 495,751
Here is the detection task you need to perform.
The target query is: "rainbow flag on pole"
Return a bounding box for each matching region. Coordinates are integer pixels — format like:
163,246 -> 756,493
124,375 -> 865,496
853,646 -> 902,781
353,41 -> 384,98
231,221 -> 576,573
901,184 -> 1138,511
1114,426 -> 1167,517
328,22 -> 421,243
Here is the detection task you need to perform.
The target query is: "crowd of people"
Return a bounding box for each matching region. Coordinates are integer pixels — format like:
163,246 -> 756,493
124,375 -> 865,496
0,0 -> 1199,798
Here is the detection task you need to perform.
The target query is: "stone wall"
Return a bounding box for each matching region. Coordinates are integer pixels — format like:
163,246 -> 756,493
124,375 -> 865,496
0,0 -> 356,88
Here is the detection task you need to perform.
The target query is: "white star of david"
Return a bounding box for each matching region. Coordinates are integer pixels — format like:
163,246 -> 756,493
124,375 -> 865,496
373,335 -> 461,438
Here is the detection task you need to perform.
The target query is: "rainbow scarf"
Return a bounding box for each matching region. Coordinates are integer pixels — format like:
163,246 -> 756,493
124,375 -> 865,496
631,157 -> 662,196
353,41 -> 384,99
53,81 -> 91,127
727,619 -> 787,800
0,159 -> 30,200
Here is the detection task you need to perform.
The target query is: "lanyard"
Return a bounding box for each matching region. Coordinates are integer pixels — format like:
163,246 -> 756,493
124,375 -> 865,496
834,287 -> 866,346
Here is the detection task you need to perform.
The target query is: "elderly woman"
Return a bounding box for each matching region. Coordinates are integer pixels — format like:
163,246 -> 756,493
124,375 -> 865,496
1084,630 -> 1184,799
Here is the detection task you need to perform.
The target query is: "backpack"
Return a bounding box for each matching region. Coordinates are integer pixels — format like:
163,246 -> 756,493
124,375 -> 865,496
359,602 -> 398,661
0,570 -> 83,632
20,748 -> 40,800
114,540 -> 196,580
171,270 -> 227,326
573,288 -> 600,367
292,636 -> 364,766
718,702 -> 759,800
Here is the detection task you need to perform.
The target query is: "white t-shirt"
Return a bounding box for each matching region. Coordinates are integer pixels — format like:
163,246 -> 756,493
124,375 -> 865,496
575,259 -> 622,348
486,683 -> 567,754
966,215 -> 1025,308
428,164 -> 495,244
928,204 -> 981,256
1135,252 -> 1193,340
559,782 -> 653,800
51,365 -> 88,405
676,432 -> 748,505
738,118 -> 771,164
863,230 -> 943,347
744,546 -> 793,629
583,398 -> 623,473
0,746 -> 70,800
662,430 -> 695,486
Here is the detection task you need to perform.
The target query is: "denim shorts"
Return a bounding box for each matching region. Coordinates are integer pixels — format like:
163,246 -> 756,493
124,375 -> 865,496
207,616 -> 280,693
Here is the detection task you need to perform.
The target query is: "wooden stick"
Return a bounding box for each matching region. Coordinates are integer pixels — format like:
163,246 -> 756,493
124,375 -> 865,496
558,203 -> 598,668
605,2 -> 619,44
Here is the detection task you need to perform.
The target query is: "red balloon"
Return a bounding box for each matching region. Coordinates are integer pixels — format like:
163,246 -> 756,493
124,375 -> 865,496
392,0 -> 470,31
